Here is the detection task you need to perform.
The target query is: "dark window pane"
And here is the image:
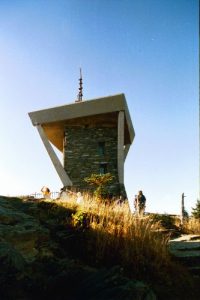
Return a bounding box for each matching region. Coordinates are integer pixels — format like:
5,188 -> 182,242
99,163 -> 107,174
98,142 -> 105,156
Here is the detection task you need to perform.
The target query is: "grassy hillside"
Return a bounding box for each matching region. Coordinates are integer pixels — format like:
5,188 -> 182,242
0,194 -> 199,299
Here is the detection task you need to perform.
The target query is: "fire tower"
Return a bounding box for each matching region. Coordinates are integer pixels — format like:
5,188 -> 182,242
29,75 -> 135,197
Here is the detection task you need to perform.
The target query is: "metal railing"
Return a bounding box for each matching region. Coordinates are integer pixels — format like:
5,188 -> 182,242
29,191 -> 60,199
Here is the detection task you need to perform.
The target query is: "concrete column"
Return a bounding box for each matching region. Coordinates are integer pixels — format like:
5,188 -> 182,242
124,144 -> 130,161
36,124 -> 72,186
118,111 -> 124,184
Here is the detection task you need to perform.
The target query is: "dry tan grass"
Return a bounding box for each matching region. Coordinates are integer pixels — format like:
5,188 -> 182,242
32,193 -> 199,298
55,193 -> 171,276
182,218 -> 200,234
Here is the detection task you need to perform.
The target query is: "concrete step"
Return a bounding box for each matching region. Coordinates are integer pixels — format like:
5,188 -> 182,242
168,234 -> 200,278
169,234 -> 200,255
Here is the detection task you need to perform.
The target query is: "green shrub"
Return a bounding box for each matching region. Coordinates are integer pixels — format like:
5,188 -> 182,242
150,213 -> 176,229
84,173 -> 114,199
71,210 -> 90,228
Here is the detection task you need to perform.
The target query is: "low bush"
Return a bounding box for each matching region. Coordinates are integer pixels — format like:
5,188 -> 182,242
149,213 -> 177,229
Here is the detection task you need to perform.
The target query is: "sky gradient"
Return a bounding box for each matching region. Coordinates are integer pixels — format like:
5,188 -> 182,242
0,0 -> 198,214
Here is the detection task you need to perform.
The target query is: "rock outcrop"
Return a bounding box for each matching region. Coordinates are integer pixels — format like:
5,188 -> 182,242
0,196 -> 156,300
0,196 -> 51,262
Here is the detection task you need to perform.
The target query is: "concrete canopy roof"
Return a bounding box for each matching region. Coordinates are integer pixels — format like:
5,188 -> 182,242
29,93 -> 135,152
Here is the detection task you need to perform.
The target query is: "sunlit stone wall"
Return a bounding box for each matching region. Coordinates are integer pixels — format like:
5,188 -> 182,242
64,126 -> 126,198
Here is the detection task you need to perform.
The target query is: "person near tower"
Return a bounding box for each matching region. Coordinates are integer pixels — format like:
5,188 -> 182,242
134,191 -> 146,217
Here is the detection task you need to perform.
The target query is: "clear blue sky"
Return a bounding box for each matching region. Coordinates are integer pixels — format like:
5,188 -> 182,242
0,0 -> 198,214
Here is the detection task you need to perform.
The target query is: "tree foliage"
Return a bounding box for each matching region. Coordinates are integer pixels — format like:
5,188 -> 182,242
84,173 -> 114,199
191,199 -> 200,219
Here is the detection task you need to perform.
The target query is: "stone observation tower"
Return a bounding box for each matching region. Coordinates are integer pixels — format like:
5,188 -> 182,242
29,79 -> 135,198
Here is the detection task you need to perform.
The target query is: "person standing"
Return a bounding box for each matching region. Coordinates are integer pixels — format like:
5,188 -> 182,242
41,186 -> 50,199
134,195 -> 138,215
135,191 -> 146,217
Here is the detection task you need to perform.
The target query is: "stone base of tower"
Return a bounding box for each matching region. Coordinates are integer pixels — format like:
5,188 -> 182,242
108,183 -> 127,200
65,182 -> 127,201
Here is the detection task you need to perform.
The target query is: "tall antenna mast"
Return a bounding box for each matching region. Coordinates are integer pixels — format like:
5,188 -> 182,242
75,68 -> 83,102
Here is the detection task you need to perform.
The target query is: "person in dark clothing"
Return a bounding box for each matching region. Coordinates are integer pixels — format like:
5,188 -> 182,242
135,191 -> 146,217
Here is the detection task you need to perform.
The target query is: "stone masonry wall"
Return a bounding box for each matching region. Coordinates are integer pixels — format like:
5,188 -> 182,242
64,126 -> 126,197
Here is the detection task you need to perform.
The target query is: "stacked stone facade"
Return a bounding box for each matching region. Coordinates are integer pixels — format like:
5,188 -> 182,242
64,125 -> 125,197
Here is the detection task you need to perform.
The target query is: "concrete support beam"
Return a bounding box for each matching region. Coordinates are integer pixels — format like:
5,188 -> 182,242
118,111 -> 124,184
36,124 -> 72,186
124,144 -> 130,161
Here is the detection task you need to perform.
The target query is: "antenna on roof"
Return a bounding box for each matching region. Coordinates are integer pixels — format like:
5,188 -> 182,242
75,68 -> 83,102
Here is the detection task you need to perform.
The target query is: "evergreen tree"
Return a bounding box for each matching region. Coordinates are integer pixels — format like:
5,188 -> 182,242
191,199 -> 200,219
84,173 -> 114,199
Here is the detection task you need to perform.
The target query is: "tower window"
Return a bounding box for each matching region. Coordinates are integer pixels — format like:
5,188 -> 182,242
98,142 -> 105,156
99,163 -> 107,174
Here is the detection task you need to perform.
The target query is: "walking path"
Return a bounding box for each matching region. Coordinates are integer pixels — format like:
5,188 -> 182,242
168,234 -> 200,277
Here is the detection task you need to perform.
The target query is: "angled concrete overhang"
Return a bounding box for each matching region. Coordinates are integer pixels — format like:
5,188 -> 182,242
28,93 -> 135,152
